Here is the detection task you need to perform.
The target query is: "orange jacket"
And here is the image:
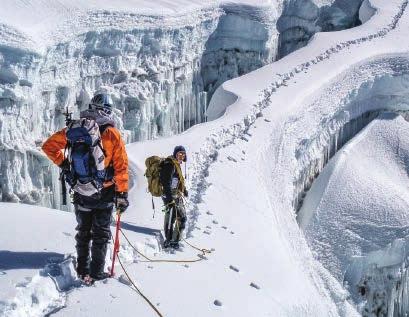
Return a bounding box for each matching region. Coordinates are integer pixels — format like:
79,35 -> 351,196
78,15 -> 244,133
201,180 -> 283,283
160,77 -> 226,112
42,127 -> 129,193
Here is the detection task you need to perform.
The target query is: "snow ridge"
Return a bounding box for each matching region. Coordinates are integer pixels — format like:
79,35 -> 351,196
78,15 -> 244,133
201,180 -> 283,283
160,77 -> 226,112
293,55 -> 409,213
271,0 -> 408,99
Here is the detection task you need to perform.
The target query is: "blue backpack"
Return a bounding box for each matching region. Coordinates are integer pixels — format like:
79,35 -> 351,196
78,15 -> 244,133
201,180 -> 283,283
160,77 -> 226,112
65,118 -> 106,197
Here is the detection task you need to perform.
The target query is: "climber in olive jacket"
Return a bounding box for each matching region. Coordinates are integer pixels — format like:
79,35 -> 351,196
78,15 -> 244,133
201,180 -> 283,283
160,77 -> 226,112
159,145 -> 188,249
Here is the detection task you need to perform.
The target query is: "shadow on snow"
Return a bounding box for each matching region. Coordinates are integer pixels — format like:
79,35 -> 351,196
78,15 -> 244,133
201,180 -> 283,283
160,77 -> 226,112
0,250 -> 64,270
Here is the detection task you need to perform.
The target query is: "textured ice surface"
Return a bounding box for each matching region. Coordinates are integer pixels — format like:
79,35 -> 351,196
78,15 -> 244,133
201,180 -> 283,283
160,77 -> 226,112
298,114 -> 409,314
1,0 -> 368,207
346,237 -> 409,316
201,3 -> 279,99
277,0 -> 365,58
359,0 -> 377,24
293,57 -> 409,216
0,2 -> 281,206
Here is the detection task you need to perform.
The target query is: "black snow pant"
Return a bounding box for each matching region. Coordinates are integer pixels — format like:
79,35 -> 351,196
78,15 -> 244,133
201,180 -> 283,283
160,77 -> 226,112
74,205 -> 113,277
163,197 -> 187,242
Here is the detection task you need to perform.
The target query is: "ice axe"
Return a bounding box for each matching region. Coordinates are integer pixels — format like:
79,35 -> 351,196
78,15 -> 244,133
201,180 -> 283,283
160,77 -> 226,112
110,210 -> 121,277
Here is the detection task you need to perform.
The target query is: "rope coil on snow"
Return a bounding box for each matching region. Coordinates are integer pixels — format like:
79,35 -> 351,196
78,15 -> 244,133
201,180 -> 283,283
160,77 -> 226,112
120,228 -> 211,263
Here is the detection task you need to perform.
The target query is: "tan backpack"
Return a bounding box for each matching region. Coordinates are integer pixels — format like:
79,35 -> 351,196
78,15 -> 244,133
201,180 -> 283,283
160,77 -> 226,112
145,156 -> 186,197
144,156 -> 165,197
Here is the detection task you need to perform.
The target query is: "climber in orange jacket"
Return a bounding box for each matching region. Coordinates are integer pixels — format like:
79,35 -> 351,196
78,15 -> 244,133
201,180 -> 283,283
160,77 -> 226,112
42,93 -> 129,282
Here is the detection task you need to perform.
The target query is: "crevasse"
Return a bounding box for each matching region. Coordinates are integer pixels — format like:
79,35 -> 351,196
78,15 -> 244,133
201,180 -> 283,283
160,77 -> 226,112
295,56 -> 409,315
294,57 -> 409,214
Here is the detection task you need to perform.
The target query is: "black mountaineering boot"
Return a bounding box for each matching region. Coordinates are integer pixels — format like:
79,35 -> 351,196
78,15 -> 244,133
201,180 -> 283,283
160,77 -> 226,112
170,241 -> 179,250
90,271 -> 110,281
163,240 -> 171,249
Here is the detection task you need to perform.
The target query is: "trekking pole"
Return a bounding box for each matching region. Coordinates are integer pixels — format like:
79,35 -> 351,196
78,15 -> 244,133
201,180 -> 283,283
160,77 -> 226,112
167,205 -> 174,232
151,196 -> 156,219
60,172 -> 67,206
63,106 -> 72,126
110,210 -> 121,277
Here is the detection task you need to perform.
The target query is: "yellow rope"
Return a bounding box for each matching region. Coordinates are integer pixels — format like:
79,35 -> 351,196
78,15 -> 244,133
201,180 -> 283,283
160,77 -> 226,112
111,201 -> 212,317
120,199 -> 212,263
116,254 -> 164,317
181,236 -> 212,255
109,214 -> 164,317
120,228 -> 210,263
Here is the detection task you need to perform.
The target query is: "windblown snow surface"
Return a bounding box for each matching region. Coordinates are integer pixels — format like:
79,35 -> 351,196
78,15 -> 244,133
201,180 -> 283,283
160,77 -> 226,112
298,113 -> 409,316
1,0 -> 409,316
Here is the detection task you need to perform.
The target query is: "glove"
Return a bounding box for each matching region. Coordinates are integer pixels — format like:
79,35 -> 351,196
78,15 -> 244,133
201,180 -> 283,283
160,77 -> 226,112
115,192 -> 129,213
183,189 -> 188,197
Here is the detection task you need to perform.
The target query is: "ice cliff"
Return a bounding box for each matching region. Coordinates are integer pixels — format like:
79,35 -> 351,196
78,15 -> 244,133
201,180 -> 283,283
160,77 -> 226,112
277,0 -> 365,58
0,0 -> 367,207
299,113 -> 409,316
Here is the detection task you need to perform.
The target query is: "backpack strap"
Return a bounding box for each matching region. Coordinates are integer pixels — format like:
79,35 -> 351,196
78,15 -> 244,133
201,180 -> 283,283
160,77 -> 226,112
99,124 -> 113,134
96,140 -> 106,157
168,157 -> 185,194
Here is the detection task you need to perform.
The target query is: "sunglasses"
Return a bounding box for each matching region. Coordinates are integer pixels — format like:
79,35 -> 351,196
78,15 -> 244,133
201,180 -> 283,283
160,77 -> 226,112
90,104 -> 112,115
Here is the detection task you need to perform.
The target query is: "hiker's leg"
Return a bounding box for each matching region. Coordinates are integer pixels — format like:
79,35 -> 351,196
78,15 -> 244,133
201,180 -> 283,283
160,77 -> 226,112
90,207 -> 112,277
74,205 -> 93,276
164,207 -> 176,242
172,199 -> 186,242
